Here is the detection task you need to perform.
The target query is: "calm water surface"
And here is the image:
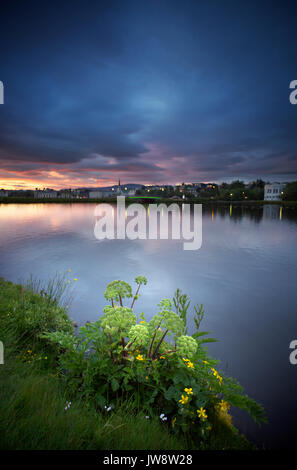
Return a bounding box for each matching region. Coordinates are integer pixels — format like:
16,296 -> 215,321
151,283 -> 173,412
0,202 -> 297,449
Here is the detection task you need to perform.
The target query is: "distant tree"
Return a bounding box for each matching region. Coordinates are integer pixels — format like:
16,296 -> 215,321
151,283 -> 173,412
249,178 -> 265,189
282,182 -> 297,201
229,180 -> 245,189
245,187 -> 264,200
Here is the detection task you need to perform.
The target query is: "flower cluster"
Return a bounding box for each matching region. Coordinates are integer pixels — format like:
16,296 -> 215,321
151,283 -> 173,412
64,401 -> 71,411
182,357 -> 194,368
218,400 -> 230,413
104,280 -> 132,304
128,324 -> 150,348
136,354 -> 145,361
178,387 -> 194,406
176,335 -> 197,359
101,306 -> 136,337
150,299 -> 185,339
160,413 -> 167,421
135,276 -> 147,286
211,367 -> 223,385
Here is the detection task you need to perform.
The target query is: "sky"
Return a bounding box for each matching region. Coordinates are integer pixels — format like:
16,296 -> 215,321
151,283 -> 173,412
0,0 -> 297,189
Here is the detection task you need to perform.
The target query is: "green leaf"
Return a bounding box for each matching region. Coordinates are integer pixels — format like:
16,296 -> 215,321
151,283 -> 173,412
111,378 -> 120,392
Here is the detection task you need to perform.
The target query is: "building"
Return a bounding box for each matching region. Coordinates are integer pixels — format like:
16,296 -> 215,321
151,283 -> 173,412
264,183 -> 286,201
89,189 -> 115,198
0,190 -> 8,197
58,189 -> 74,199
34,189 -> 58,198
89,190 -> 104,199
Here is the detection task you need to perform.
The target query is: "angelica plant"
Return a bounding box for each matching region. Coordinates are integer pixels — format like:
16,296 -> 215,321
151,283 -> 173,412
43,275 -> 266,440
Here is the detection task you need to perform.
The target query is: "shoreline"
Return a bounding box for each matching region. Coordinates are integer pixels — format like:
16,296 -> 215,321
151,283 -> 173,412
1,196 -> 297,206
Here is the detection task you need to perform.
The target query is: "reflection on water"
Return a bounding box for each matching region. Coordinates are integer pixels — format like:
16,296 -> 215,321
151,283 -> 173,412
0,202 -> 297,449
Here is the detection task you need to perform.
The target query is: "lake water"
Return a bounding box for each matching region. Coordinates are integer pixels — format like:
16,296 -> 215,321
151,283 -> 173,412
0,202 -> 297,449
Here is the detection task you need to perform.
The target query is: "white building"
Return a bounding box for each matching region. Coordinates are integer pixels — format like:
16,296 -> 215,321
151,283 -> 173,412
89,191 -> 104,199
264,183 -> 286,201
34,190 -> 58,198
89,190 -> 115,198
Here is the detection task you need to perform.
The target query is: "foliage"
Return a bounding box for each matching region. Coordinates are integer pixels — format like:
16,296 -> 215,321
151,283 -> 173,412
0,277 -> 73,351
282,182 -> 297,201
173,288 -> 190,333
43,276 -> 267,444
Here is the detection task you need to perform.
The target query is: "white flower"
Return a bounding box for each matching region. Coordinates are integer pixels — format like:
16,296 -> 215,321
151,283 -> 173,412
64,401 -> 71,411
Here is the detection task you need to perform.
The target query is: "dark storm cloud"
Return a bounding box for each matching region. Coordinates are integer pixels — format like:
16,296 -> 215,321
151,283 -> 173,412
0,0 -> 297,186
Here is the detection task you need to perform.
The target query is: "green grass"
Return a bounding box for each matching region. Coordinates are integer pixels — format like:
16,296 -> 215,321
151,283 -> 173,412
0,360 -> 187,450
0,278 -> 254,450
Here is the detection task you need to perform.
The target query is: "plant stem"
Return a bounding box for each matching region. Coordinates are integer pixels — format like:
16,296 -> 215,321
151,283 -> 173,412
152,329 -> 168,359
121,336 -> 127,365
109,334 -> 114,362
148,323 -> 161,358
130,284 -> 141,309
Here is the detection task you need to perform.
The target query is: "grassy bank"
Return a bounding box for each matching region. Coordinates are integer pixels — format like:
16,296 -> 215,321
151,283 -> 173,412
0,277 -> 258,450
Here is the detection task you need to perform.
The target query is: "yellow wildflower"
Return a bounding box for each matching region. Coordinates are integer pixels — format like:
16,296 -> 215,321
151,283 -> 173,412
140,320 -> 145,324
218,400 -> 230,413
179,394 -> 189,405
197,407 -> 207,421
211,367 -> 222,384
136,354 -> 144,361
184,387 -> 193,395
160,355 -> 165,359
186,361 -> 194,369
74,278 -> 78,281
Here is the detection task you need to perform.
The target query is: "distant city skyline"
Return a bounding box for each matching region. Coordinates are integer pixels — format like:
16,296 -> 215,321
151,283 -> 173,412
1,1 -> 297,190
